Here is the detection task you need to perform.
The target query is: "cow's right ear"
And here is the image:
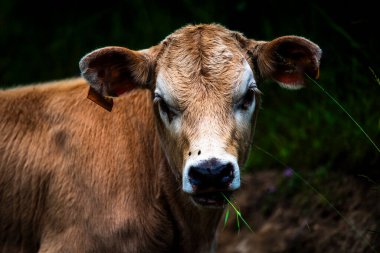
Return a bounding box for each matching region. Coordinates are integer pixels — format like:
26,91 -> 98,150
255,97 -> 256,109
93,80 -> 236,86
79,46 -> 154,111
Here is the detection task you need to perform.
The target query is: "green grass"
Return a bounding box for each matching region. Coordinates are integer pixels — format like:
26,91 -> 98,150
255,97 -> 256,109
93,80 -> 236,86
222,193 -> 254,232
369,67 -> 380,87
245,68 -> 379,175
306,75 -> 380,153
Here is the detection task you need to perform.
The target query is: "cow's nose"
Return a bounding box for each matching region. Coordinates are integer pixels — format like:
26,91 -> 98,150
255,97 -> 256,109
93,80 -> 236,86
188,159 -> 234,190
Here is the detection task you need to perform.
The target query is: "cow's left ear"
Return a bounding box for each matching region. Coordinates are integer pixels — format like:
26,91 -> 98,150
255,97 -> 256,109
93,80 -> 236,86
79,46 -> 155,111
253,36 -> 321,89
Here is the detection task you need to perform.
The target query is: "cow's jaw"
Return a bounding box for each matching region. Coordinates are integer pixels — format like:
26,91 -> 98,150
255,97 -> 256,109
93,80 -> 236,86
190,191 -> 233,207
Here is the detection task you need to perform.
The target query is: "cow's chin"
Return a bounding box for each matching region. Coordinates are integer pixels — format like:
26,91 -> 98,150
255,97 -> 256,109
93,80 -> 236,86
189,191 -> 233,208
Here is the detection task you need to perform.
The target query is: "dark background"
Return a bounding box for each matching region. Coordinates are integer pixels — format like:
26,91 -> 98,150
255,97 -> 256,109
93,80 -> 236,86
1,0 -> 379,175
1,1 -> 380,251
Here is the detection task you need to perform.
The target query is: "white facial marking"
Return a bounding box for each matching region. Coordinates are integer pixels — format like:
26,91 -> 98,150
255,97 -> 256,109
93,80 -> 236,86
182,116 -> 240,193
155,72 -> 176,106
182,151 -> 240,193
182,60 -> 257,194
235,60 -> 255,100
234,60 -> 257,126
155,72 -> 182,133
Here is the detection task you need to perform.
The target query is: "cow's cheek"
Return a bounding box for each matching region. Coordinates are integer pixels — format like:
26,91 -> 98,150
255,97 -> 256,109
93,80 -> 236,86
154,110 -> 188,175
169,134 -> 188,176
161,126 -> 186,175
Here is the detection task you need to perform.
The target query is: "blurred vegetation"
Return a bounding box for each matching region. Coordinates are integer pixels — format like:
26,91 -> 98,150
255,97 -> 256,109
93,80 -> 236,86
0,0 -> 379,177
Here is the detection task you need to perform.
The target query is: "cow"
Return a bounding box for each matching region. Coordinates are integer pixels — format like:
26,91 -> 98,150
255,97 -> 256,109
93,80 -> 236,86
0,24 -> 321,253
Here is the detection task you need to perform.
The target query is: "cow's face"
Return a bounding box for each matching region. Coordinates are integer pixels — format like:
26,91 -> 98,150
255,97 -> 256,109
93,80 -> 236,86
153,28 -> 260,206
80,24 -> 321,208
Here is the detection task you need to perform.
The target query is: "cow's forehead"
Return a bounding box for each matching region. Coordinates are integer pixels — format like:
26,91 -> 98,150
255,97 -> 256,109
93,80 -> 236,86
156,25 -> 249,104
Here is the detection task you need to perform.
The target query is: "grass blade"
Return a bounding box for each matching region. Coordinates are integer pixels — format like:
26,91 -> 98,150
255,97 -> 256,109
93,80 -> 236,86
222,193 -> 254,232
224,208 -> 230,227
369,67 -> 380,87
306,74 -> 380,153
236,211 -> 240,231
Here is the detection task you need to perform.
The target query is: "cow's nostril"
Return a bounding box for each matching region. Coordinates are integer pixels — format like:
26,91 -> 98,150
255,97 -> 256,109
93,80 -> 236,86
188,161 -> 234,189
218,163 -> 234,183
188,166 -> 203,186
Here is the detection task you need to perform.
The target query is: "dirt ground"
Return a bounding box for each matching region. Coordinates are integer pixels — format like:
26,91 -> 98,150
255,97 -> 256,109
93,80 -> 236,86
216,170 -> 380,253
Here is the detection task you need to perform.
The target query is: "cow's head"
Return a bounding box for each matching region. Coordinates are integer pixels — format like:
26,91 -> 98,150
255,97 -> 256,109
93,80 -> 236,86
80,24 -> 321,208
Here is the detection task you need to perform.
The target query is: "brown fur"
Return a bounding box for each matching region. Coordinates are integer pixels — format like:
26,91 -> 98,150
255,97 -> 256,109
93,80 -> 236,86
0,24 -> 321,253
0,79 -> 221,252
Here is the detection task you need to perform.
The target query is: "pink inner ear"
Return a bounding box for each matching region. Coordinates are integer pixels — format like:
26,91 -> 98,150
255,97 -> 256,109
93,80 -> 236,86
274,72 -> 304,85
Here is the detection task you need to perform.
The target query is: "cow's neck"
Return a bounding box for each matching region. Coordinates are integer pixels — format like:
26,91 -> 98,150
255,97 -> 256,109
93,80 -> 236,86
157,156 -> 224,253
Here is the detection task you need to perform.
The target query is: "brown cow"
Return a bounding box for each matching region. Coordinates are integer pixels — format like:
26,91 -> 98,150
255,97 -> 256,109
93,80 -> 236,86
0,24 -> 321,253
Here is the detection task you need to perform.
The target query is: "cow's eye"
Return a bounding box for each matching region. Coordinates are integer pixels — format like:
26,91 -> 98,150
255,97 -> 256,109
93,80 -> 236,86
237,87 -> 256,111
154,95 -> 177,123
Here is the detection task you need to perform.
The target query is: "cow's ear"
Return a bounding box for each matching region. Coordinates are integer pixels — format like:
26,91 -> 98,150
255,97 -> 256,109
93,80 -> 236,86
253,36 -> 321,89
79,46 -> 154,111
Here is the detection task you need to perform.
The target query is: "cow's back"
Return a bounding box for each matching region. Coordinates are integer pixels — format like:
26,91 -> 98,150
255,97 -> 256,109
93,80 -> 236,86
0,78 -> 168,252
